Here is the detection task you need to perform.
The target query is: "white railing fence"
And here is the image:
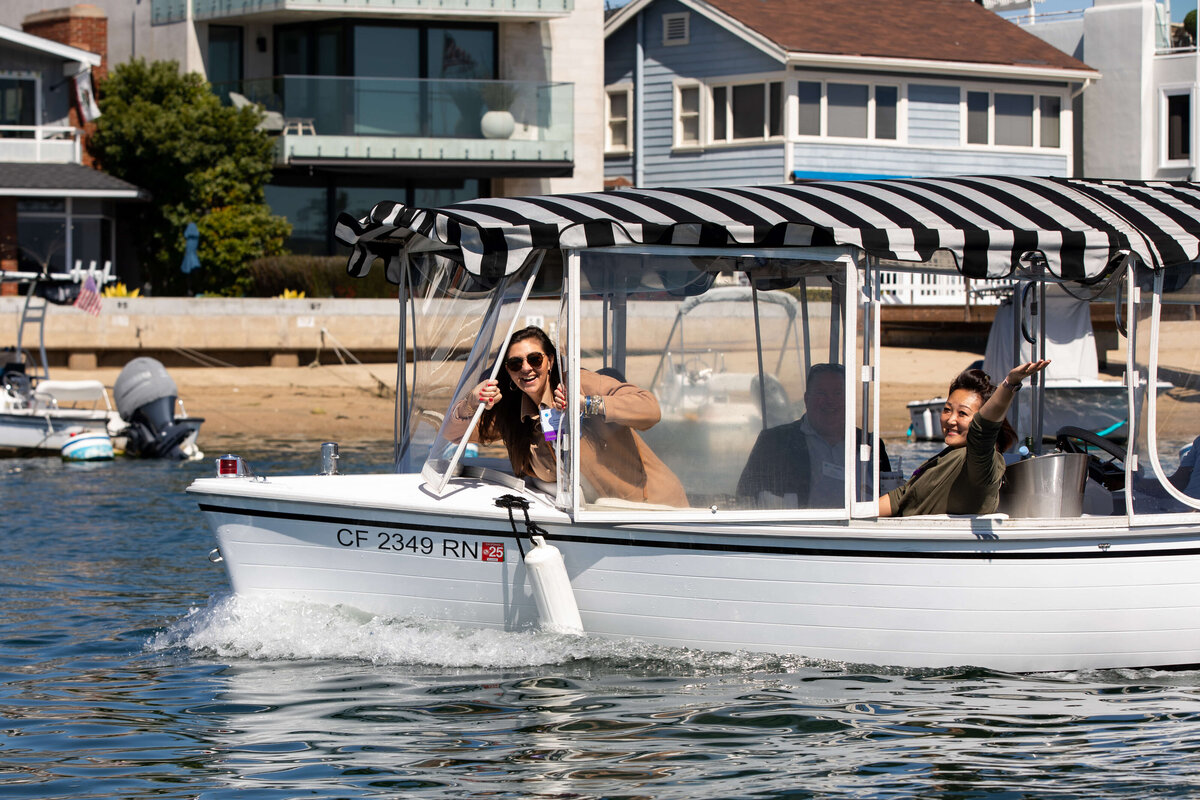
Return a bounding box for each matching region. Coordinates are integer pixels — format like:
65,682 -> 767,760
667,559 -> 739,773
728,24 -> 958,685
0,125 -> 82,164
878,271 -> 1012,306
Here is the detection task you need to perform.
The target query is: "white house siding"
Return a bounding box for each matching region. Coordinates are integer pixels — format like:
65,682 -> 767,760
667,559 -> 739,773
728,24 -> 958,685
792,142 -> 1068,178
907,84 -> 961,146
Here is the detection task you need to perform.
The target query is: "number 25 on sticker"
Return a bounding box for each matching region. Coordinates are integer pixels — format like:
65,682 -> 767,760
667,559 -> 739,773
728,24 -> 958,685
481,542 -> 504,562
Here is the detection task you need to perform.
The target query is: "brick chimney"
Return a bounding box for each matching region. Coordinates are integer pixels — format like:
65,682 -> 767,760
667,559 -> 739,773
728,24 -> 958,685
22,5 -> 108,166
22,4 -> 108,82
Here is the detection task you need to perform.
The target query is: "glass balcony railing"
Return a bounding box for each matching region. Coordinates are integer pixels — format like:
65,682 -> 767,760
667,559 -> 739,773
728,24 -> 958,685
182,0 -> 572,22
217,76 -> 573,148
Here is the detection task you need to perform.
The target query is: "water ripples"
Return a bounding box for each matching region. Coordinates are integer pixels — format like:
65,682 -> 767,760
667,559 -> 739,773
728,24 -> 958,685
5,441 -> 1200,797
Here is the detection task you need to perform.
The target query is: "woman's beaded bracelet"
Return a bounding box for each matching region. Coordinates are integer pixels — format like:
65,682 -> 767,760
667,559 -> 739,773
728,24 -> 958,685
582,395 -> 605,417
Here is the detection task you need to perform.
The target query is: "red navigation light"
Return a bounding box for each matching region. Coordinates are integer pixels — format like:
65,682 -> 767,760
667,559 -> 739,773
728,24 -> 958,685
217,455 -> 244,477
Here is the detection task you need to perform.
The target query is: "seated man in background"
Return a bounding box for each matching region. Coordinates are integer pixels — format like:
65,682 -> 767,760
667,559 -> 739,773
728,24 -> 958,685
736,363 -> 891,508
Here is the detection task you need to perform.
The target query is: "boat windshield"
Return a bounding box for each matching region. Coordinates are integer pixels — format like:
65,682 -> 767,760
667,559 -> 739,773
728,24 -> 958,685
395,251 -> 552,475
564,249 -> 866,515
1130,262 -> 1200,514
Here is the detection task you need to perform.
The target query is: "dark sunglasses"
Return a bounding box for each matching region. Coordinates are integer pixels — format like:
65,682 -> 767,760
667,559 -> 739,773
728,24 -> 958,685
504,352 -> 546,371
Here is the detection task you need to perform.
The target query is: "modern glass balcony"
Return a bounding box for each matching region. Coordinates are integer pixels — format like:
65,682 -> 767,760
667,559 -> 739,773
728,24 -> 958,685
219,76 -> 573,169
173,0 -> 572,24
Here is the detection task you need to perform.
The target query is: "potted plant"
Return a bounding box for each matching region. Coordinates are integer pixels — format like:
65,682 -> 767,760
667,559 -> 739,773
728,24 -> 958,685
479,81 -> 517,140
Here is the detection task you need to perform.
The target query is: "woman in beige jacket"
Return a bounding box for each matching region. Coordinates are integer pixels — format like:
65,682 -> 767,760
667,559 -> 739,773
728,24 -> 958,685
452,326 -> 688,507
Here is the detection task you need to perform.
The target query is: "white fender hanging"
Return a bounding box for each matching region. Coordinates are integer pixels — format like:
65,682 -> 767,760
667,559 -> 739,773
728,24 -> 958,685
524,535 -> 584,634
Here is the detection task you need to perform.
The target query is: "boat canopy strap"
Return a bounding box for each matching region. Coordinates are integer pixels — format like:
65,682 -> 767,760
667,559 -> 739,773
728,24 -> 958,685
494,494 -> 548,559
336,177 -> 1200,282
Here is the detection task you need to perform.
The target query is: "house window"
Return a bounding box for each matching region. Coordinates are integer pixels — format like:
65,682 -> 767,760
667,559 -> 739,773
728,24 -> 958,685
795,80 -> 898,141
875,85 -> 898,140
797,81 -> 821,136
828,83 -> 869,138
1165,89 -> 1192,163
0,76 -> 35,130
711,81 -> 782,142
967,91 -> 989,144
966,90 -> 1063,148
677,84 -> 701,146
1039,95 -> 1061,148
606,85 -> 632,153
995,93 -> 1033,146
662,13 -> 690,46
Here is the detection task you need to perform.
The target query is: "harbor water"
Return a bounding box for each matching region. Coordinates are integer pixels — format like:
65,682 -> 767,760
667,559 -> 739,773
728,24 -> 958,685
5,437 -> 1200,798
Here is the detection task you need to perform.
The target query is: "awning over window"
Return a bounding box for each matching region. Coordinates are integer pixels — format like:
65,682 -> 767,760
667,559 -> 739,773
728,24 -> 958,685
336,176 -> 1200,282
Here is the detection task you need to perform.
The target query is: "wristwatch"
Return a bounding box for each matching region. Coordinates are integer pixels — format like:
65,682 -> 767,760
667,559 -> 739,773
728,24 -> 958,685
1002,378 -> 1022,392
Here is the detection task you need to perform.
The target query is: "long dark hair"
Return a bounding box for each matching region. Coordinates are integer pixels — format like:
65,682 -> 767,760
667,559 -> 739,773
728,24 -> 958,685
478,326 -> 562,476
947,368 -> 1018,453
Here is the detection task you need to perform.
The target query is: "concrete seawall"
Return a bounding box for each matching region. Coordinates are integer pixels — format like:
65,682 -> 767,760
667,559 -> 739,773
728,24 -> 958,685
1,297 -> 408,369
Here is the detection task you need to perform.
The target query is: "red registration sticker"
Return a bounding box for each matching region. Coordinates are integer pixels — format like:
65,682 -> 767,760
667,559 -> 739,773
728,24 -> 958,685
481,542 -> 505,562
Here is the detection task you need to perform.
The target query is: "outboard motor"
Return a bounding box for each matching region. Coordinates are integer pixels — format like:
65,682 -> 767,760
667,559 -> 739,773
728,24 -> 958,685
113,357 -> 192,459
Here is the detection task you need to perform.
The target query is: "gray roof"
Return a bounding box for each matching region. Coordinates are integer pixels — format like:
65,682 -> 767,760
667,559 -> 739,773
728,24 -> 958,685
0,163 -> 145,199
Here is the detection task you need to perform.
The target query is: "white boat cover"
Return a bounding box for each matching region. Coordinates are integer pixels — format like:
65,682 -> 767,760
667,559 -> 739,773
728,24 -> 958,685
335,176 -> 1200,281
982,285 -> 1099,383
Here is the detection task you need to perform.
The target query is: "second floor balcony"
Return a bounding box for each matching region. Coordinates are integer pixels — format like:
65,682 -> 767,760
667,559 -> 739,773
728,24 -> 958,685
0,125 -> 83,164
155,0 -> 573,25
220,76 -> 573,174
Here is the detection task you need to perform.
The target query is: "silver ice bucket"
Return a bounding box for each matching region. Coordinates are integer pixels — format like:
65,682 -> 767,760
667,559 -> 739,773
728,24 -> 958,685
998,451 -> 1088,518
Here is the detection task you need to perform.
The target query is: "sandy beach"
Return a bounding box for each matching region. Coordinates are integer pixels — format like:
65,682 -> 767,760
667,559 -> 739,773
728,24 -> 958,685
56,346 -> 989,442
53,324 -> 1200,446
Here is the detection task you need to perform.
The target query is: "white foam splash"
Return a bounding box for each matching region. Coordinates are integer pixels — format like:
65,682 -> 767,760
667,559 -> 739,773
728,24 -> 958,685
146,593 -> 823,674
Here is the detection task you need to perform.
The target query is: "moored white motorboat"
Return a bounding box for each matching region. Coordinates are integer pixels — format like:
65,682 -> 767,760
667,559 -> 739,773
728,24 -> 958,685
2,274 -> 205,459
189,176 -> 1200,672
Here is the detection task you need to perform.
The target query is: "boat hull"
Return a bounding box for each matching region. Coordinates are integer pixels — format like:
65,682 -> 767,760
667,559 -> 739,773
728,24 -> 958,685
0,409 -> 113,453
191,473 -> 1200,672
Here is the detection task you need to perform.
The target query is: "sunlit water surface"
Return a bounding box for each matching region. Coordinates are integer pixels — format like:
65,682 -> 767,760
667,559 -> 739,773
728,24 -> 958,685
4,435 -> 1200,799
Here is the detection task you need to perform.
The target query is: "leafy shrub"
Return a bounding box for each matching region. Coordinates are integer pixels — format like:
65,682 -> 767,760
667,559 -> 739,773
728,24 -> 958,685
246,255 -> 399,299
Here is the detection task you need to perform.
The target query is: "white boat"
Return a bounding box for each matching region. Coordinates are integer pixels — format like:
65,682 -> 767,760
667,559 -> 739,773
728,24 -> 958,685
189,176 -> 1200,672
1,274 -> 204,459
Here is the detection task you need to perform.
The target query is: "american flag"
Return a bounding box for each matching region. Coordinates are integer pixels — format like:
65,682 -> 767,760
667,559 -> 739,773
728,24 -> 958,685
74,275 -> 102,316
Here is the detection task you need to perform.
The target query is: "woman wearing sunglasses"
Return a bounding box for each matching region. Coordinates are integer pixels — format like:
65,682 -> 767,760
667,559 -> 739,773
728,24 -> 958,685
454,326 -> 687,507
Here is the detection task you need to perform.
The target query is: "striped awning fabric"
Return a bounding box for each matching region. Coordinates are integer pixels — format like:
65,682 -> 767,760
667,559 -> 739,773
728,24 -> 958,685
335,176 -> 1200,282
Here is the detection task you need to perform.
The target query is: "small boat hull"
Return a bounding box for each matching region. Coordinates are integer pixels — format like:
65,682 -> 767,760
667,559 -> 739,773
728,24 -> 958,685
61,431 -> 114,461
191,473 -> 1200,672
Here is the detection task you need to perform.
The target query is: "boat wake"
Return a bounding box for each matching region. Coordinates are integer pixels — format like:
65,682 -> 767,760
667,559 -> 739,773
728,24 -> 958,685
147,593 -> 832,674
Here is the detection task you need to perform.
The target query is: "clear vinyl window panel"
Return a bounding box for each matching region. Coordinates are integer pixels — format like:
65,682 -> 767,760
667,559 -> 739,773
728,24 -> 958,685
576,251 -> 848,512
1132,266 -> 1200,513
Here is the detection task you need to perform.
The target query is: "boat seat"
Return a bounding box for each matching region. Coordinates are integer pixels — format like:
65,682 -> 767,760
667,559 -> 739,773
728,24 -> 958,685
34,380 -> 112,407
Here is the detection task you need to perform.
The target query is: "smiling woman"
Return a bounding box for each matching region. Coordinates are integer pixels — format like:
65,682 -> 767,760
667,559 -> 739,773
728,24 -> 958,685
447,325 -> 688,507
879,359 -> 1049,517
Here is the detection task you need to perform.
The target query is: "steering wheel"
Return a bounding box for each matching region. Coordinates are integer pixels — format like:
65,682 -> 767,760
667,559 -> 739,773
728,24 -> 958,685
1055,425 -> 1126,491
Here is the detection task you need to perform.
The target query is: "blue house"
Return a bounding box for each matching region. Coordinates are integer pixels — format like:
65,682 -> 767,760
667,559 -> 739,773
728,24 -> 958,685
604,0 -> 1099,188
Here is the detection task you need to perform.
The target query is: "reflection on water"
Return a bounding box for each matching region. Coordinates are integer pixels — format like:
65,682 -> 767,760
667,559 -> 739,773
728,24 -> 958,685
5,438 -> 1200,798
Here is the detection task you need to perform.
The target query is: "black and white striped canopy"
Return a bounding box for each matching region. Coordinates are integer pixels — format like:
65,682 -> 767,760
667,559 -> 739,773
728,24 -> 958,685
335,176 -> 1200,282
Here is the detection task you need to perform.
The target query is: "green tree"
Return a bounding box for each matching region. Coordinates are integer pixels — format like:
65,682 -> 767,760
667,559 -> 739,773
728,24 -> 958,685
87,59 -> 290,295
1187,10 -> 1196,43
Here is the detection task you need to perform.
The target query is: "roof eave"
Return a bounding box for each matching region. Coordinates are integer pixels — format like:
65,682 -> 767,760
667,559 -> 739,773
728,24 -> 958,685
786,51 -> 1099,82
0,24 -> 102,68
605,0 -> 787,62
